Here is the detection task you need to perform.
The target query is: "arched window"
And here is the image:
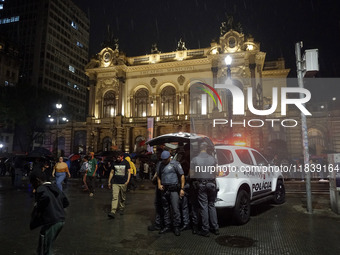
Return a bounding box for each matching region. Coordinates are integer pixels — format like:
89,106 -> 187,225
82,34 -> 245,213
221,79 -> 243,112
102,137 -> 112,151
58,136 -> 65,157
161,86 -> 176,116
189,85 -> 203,115
135,89 -> 149,117
103,91 -> 116,118
74,131 -> 86,154
308,128 -> 325,155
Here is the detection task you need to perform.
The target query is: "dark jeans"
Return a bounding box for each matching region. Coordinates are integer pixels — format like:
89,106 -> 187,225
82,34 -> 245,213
38,221 -> 64,255
86,176 -> 96,193
161,190 -> 181,227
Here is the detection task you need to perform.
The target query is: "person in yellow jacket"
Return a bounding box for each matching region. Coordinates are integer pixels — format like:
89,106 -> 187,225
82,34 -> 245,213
125,154 -> 137,191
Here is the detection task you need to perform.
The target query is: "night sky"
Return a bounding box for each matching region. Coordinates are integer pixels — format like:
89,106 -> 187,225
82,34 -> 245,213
72,0 -> 340,78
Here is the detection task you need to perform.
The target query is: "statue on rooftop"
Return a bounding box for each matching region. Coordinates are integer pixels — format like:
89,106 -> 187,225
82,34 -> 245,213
176,38 -> 187,51
151,43 -> 160,54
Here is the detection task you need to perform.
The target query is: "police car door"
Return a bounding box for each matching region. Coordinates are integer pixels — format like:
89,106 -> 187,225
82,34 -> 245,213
234,149 -> 260,198
250,149 -> 272,197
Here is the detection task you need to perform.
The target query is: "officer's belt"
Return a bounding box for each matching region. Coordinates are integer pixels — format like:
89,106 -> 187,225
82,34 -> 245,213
163,184 -> 179,191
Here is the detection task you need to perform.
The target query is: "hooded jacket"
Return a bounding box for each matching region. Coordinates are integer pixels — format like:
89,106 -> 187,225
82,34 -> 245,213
30,183 -> 69,230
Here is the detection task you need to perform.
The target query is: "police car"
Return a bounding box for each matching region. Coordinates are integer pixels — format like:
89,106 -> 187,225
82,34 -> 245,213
214,144 -> 285,225
146,133 -> 285,225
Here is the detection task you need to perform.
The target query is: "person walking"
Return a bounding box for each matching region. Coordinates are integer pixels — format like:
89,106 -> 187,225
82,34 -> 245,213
177,144 -> 191,231
29,170 -> 69,255
87,153 -> 98,197
143,161 -> 150,180
52,157 -> 70,191
190,142 -> 219,237
107,152 -> 131,218
79,156 -> 89,191
157,150 -> 185,236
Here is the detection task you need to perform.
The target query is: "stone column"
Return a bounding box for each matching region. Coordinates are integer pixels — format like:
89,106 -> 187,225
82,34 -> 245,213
115,116 -> 123,150
89,79 -> 96,117
211,66 -> 219,112
125,127 -> 131,152
249,63 -> 257,105
156,95 -> 161,116
117,78 -> 125,116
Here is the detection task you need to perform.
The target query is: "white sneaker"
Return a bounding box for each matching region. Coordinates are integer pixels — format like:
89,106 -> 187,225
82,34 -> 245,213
89,193 -> 94,197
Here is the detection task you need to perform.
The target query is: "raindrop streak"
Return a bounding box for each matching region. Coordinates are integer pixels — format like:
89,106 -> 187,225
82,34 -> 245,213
116,17 -> 120,32
155,18 -> 159,37
130,19 -> 134,32
310,0 -> 314,11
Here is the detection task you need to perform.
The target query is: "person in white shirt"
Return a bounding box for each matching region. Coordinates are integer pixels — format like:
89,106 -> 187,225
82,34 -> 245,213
143,162 -> 150,180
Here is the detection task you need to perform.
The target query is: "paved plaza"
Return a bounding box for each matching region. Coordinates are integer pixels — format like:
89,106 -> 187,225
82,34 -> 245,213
1,177 -> 340,255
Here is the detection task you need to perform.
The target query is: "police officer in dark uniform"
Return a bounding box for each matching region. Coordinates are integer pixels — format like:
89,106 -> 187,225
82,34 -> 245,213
177,143 -> 191,231
190,142 -> 219,237
157,150 -> 185,236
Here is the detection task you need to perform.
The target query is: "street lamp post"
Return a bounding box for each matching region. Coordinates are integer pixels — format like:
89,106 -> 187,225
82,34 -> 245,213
225,55 -> 233,141
49,103 -> 68,158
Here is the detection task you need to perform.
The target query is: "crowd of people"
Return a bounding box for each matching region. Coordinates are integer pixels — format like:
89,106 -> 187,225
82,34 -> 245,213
2,148 -> 334,254
23,144 -> 221,253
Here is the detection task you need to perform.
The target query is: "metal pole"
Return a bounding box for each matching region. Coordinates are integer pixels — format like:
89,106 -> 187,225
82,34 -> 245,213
295,41 -> 313,214
227,65 -> 233,141
56,117 -> 59,158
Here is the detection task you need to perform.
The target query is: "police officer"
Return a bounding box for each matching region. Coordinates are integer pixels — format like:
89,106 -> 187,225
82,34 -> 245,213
177,143 -> 191,231
190,142 -> 219,237
157,150 -> 185,236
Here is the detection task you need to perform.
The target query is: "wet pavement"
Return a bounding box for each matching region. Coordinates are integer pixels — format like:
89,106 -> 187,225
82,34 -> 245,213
1,176 -> 340,255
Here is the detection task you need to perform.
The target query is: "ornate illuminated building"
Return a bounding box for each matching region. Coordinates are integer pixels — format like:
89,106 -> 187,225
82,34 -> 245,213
42,28 -> 297,156
39,24 -> 340,159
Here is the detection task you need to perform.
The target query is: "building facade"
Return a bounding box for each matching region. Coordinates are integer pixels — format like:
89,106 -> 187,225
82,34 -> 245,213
0,38 -> 20,87
41,29 -> 286,155
0,38 -> 20,153
40,28 -> 340,159
0,0 -> 89,121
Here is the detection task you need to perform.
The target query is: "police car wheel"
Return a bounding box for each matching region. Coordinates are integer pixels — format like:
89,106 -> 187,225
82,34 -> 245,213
233,189 -> 250,225
273,180 -> 285,204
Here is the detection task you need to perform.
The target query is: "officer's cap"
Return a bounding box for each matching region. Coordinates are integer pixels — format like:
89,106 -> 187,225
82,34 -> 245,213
200,142 -> 208,150
161,150 -> 171,159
